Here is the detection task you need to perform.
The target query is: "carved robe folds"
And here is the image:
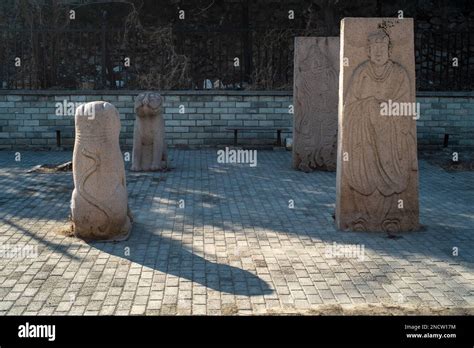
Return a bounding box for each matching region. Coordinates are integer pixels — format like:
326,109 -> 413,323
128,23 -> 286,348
336,18 -> 419,232
71,101 -> 132,241
293,37 -> 339,172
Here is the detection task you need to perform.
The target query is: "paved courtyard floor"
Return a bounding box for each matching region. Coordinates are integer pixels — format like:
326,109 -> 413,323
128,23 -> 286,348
0,149 -> 473,315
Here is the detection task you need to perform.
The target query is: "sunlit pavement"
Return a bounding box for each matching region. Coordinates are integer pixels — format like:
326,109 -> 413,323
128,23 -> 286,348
0,149 -> 473,315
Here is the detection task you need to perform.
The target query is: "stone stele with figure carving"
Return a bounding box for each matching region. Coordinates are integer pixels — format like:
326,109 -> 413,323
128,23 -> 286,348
293,36 -> 339,172
336,18 -> 419,233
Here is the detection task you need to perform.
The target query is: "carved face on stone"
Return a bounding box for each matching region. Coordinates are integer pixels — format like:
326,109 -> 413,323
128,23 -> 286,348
310,55 -> 328,74
367,31 -> 390,66
134,92 -> 162,117
300,44 -> 328,74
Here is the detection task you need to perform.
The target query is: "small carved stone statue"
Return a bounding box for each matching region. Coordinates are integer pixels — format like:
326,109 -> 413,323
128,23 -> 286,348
131,92 -> 168,171
71,101 -> 132,241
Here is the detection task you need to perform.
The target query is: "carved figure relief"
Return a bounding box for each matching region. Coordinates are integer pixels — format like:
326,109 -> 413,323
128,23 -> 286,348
336,19 -> 419,233
293,37 -> 339,172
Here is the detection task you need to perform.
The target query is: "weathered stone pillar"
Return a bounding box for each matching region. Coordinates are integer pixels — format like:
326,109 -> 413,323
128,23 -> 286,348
336,18 -> 419,232
293,37 -> 339,172
71,101 -> 132,241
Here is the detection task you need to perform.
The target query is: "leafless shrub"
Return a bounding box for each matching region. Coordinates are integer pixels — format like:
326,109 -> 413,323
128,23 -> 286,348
133,26 -> 192,90
250,28 -> 316,90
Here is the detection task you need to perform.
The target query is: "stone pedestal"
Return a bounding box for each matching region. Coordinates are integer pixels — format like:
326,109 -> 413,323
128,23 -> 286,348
131,92 -> 168,171
336,18 -> 419,232
293,37 -> 339,172
71,101 -> 132,241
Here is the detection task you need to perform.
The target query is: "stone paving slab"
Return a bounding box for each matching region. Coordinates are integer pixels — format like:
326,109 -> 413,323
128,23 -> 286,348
0,149 -> 473,315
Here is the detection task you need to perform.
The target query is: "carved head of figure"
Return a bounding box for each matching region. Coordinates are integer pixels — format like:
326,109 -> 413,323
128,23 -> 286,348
134,92 -> 163,118
75,101 -> 120,140
367,29 -> 391,66
300,43 -> 329,74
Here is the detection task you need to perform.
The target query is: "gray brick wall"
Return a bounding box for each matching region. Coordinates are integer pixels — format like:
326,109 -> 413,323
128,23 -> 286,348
0,90 -> 472,150
0,91 -> 293,150
417,93 -> 474,149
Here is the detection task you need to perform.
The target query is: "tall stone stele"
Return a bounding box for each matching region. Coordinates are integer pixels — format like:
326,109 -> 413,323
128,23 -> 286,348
293,37 -> 339,172
71,101 -> 132,241
336,18 -> 419,232
131,92 -> 168,171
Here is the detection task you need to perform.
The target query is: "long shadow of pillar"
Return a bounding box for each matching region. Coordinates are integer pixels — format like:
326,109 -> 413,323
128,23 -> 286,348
90,222 -> 273,297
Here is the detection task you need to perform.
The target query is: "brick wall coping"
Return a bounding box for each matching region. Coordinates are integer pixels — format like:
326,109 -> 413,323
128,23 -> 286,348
416,91 -> 474,98
0,90 -> 473,97
0,90 -> 292,96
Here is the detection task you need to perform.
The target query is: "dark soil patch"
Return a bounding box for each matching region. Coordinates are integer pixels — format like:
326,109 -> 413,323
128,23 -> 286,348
27,161 -> 72,173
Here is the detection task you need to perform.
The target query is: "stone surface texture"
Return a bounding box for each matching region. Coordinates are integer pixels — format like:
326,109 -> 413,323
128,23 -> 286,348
71,101 -> 132,241
336,18 -> 419,232
293,37 -> 339,172
132,92 -> 168,171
